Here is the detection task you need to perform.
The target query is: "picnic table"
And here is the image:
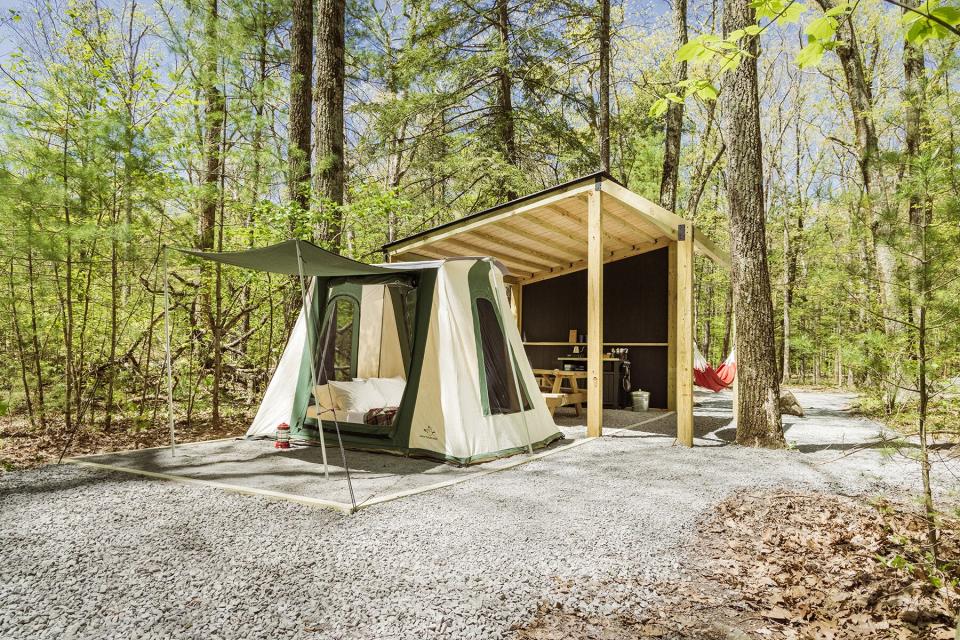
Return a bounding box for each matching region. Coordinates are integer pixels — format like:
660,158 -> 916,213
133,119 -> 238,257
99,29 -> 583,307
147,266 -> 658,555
533,368 -> 588,417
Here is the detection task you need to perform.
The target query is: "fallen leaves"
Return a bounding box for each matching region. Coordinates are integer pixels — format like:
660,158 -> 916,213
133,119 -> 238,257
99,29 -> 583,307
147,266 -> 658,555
513,491 -> 959,640
687,491 -> 960,639
0,411 -> 249,470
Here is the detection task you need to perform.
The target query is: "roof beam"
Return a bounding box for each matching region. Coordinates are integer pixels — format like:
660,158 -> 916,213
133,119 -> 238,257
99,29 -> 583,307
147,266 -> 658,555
466,229 -> 570,267
386,182 -> 594,257
599,179 -> 730,268
599,180 -> 683,241
518,239 -> 668,285
415,245 -> 535,279
500,216 -> 587,260
546,203 -> 633,251
434,238 -> 551,273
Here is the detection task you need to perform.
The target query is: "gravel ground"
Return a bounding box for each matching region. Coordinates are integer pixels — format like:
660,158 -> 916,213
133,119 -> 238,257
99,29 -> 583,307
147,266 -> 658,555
1,390 -> 955,640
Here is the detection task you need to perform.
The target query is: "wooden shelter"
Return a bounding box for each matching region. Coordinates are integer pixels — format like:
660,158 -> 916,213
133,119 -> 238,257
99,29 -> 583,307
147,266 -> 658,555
383,172 -> 730,445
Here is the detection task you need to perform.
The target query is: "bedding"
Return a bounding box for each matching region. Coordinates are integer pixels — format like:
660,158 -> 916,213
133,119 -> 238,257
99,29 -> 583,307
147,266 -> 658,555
328,379 -> 387,412
368,377 -> 406,406
305,405 -> 367,423
364,406 -> 399,426
312,384 -> 338,410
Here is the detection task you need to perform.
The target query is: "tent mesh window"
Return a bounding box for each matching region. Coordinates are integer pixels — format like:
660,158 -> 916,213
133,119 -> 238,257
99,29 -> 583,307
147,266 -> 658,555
324,296 -> 359,382
475,298 -> 523,415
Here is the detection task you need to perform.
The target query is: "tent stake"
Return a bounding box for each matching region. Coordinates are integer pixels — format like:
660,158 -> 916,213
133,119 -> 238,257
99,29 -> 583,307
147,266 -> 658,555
295,240 -> 329,478
163,246 -> 176,457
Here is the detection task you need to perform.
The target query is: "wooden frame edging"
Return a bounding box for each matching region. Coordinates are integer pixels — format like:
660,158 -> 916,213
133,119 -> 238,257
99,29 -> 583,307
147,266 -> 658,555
64,412 -> 676,514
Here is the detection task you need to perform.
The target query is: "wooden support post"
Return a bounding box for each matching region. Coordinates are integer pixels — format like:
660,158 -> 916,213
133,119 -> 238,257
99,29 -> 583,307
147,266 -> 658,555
587,184 -> 604,437
666,242 -> 677,411
676,225 -> 695,446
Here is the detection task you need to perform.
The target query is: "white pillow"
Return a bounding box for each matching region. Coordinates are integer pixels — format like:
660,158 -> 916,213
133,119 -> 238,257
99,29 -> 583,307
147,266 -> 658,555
328,380 -> 387,412
368,377 -> 406,406
312,385 -> 338,410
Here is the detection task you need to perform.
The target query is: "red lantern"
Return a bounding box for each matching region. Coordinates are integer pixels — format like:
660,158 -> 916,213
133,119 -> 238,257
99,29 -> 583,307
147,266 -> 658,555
275,422 -> 291,449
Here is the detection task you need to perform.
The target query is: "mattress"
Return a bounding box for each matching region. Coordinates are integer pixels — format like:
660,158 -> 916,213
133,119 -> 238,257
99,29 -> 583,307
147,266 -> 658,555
305,405 -> 367,424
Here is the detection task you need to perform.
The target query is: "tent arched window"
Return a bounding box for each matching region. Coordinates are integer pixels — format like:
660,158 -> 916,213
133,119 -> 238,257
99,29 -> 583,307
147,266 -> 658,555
320,294 -> 361,382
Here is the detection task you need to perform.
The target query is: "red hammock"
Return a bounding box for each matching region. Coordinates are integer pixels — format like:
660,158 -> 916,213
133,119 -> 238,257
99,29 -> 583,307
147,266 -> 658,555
693,345 -> 736,392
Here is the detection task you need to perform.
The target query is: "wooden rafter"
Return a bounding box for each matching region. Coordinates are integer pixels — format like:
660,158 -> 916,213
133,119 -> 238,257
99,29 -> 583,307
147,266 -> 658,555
546,202 -> 632,252
465,229 -> 569,268
385,182 -> 594,257
435,238 -> 550,273
501,215 -> 587,260
518,239 -> 666,285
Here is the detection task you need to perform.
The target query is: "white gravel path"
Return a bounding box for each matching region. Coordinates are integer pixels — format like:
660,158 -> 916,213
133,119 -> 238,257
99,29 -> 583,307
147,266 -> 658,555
1,390 -> 955,640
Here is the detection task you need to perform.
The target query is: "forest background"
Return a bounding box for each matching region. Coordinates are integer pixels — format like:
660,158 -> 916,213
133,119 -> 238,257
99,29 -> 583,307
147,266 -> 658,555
0,0 -> 957,452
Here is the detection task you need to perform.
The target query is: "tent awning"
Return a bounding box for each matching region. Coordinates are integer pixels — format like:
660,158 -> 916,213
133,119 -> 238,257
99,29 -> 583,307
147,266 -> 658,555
178,239 -> 398,277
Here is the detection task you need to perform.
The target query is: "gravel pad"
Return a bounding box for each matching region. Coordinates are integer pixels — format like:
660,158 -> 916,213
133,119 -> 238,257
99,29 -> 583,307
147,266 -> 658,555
1,390 -> 952,640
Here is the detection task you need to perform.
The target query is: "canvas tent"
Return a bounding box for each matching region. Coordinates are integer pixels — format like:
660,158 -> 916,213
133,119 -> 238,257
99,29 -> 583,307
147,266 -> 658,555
178,240 -> 561,465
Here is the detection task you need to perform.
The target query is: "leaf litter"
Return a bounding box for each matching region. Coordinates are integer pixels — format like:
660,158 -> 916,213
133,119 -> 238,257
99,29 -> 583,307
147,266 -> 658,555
514,491 -> 959,639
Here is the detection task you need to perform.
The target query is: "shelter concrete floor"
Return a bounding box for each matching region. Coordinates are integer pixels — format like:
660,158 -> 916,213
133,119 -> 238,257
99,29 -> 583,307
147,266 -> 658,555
69,408 -> 672,511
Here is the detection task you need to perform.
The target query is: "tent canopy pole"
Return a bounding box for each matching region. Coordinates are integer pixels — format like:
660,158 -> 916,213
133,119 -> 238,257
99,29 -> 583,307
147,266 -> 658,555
295,240 -> 358,512
295,240 -> 329,479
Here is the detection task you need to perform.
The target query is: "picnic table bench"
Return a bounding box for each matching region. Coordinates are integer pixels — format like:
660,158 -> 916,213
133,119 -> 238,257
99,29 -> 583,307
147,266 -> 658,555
533,368 -> 588,417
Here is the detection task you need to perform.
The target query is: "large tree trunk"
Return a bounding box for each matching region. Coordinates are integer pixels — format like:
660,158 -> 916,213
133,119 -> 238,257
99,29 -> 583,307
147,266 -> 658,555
598,0 -> 611,172
902,3 -> 929,323
720,0 -> 784,447
199,0 -> 222,251
288,0 -> 313,212
26,248 -> 46,429
814,0 -> 901,408
495,0 -> 517,199
200,0 -> 223,425
659,0 -> 687,211
313,0 -> 346,252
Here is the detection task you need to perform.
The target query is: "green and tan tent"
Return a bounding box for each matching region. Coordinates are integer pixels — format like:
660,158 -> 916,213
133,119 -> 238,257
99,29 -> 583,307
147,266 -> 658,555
182,240 -> 561,465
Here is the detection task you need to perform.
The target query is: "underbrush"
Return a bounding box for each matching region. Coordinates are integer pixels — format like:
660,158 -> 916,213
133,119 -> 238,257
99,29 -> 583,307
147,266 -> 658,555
0,408 -> 251,471
856,393 -> 960,444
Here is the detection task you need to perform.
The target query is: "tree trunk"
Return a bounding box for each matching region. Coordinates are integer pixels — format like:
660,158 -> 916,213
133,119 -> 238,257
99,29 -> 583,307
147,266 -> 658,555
199,0 -> 222,251
200,0 -> 223,425
288,0 -> 313,212
781,220 -> 791,382
62,128 -> 74,439
26,248 -> 46,429
8,261 -> 36,429
313,0 -> 346,252
720,0 -> 784,447
814,0 -> 901,409
496,0 -> 518,198
598,0 -> 611,172
659,0 -> 687,211
902,2 -> 928,323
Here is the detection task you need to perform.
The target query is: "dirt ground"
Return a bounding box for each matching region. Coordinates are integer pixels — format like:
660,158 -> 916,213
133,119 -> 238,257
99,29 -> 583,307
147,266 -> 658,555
0,412 -> 249,470
515,491 -> 960,640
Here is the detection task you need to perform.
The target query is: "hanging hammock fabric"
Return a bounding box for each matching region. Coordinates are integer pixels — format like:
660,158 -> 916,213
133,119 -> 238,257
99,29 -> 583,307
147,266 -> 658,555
715,349 -> 737,386
693,344 -> 736,392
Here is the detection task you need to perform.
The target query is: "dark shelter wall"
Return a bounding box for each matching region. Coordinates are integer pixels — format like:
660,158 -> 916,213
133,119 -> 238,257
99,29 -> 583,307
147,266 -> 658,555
520,247 -> 669,408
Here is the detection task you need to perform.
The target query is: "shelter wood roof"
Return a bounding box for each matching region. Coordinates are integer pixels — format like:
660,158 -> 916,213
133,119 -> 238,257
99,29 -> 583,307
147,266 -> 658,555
383,172 -> 730,283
